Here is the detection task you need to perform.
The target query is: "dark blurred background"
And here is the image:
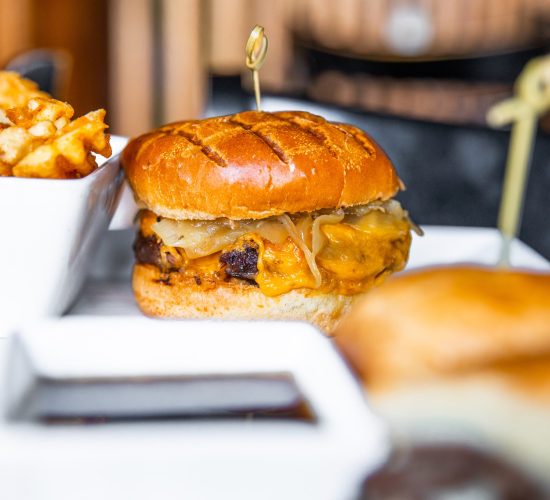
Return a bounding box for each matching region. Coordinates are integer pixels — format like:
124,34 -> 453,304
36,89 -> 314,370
1,0 -> 549,257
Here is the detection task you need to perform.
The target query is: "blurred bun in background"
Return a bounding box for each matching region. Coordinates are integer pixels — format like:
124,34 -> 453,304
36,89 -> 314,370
335,265 -> 550,484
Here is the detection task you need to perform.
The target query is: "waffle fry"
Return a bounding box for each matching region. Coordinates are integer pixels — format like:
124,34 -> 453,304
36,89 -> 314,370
0,71 -> 49,109
0,72 -> 111,179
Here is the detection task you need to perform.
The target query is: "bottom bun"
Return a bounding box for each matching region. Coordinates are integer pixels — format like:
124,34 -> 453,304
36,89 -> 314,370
370,368 -> 550,485
133,264 -> 357,332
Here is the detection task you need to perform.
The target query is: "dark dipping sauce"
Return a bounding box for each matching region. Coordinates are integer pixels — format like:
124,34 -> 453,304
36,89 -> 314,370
362,444 -> 546,500
8,371 -> 317,425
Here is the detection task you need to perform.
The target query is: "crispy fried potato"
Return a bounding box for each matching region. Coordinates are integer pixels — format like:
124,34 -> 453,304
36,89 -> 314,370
13,110 -> 111,178
0,72 -> 111,179
0,126 -> 41,164
0,161 -> 12,176
6,97 -> 74,129
0,71 -> 49,109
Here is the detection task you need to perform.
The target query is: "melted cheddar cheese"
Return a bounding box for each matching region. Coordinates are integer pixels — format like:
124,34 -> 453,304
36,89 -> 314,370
138,202 -> 413,297
255,237 -> 318,296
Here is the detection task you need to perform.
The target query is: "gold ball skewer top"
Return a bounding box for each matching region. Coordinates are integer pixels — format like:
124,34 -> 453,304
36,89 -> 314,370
245,25 -> 268,71
245,25 -> 268,111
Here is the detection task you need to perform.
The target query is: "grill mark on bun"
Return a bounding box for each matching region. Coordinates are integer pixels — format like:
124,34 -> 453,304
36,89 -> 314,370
332,123 -> 376,158
273,113 -> 340,159
170,129 -> 227,167
227,117 -> 292,168
273,112 -> 373,205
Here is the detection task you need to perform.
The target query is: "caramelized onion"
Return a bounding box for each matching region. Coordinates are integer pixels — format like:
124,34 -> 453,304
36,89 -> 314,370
153,219 -> 240,258
294,214 -> 313,248
255,219 -> 289,245
312,214 -> 344,257
152,199 -> 418,281
279,214 -> 322,288
153,217 -> 291,259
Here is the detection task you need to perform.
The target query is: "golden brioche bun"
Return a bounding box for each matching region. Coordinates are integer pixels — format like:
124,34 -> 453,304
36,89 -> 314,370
369,365 -> 550,486
133,263 -> 358,332
334,265 -> 550,481
335,265 -> 550,391
122,110 -> 401,220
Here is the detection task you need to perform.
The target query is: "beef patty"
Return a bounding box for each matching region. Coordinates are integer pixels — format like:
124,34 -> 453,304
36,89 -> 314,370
133,233 -> 259,283
133,234 -> 161,268
219,241 -> 259,281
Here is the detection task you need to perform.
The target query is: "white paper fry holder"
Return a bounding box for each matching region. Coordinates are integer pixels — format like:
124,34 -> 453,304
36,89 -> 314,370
0,318 -> 389,500
0,135 -> 127,324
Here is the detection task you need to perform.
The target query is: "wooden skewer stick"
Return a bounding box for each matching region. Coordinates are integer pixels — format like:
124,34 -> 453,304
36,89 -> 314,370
245,25 -> 268,112
487,56 -> 550,267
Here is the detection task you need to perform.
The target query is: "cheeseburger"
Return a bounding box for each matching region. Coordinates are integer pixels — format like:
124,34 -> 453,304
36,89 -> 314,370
122,110 -> 416,330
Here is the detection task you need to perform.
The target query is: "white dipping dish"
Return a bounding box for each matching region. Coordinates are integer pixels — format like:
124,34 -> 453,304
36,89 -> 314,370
0,136 -> 126,322
0,319 -> 389,500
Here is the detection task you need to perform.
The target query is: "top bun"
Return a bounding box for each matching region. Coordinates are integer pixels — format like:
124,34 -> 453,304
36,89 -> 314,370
122,110 -> 402,220
335,265 -> 550,391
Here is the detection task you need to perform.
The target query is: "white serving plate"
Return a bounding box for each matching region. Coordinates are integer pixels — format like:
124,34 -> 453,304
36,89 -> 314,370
0,136 -> 127,324
408,225 -> 549,270
0,319 -> 388,500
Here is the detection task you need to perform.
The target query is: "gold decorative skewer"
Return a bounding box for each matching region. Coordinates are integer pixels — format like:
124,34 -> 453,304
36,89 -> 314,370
487,55 -> 550,266
245,25 -> 268,111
